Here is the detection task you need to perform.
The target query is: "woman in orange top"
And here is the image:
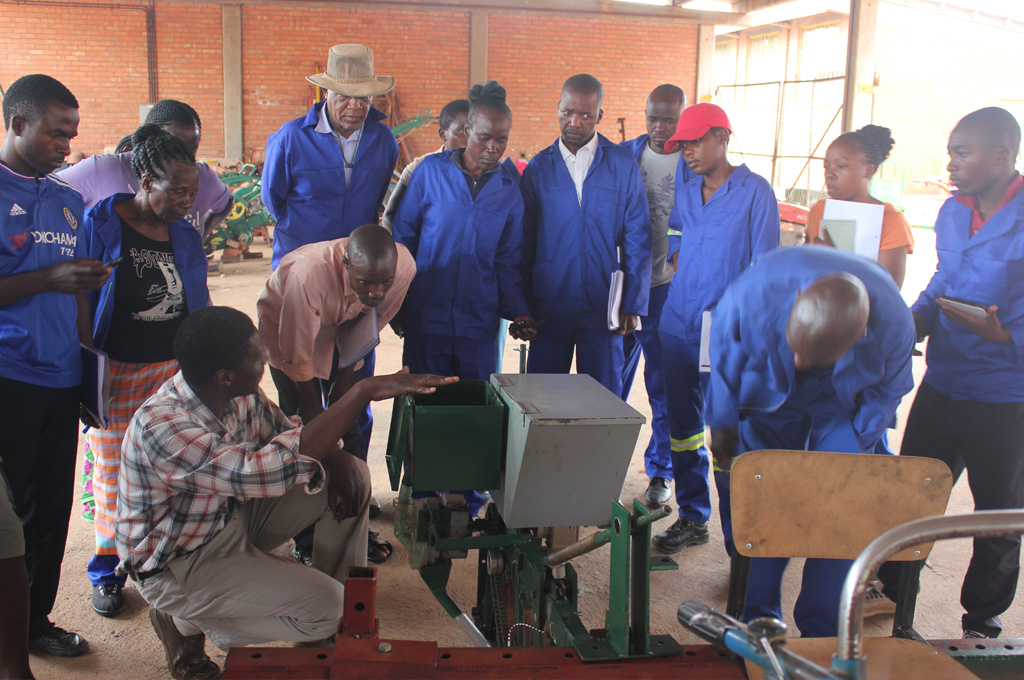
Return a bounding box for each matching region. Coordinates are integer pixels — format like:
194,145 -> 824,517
805,124 -> 914,288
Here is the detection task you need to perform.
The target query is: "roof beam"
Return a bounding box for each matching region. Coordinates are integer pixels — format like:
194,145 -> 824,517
153,0 -> 751,25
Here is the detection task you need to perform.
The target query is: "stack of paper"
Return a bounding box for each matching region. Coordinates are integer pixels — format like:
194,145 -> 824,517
821,199 -> 885,260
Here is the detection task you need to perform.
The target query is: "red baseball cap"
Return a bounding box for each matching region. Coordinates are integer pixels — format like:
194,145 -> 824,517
664,103 -> 732,153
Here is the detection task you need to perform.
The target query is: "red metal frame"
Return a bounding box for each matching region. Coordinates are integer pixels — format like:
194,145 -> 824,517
224,568 -> 744,679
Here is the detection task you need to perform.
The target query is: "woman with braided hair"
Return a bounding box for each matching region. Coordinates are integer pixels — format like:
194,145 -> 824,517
59,99 -> 234,238
805,124 -> 914,288
79,124 -> 211,617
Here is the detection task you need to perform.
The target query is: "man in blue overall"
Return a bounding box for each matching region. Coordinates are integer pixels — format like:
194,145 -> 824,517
521,74 -> 652,395
262,44 -> 398,268
261,43 -> 398,544
877,107 -> 1024,639
653,103 -> 779,554
0,74 -> 111,659
621,84 -> 693,508
707,246 -> 915,637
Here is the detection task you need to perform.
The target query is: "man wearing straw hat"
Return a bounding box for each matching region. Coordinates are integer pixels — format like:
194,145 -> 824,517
262,44 -> 398,521
262,44 -> 398,269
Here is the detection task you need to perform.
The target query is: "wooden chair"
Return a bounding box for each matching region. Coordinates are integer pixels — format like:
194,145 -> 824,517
724,449 -> 976,679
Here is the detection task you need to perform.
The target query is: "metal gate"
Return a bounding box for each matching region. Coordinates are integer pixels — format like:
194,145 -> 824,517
713,76 -> 845,206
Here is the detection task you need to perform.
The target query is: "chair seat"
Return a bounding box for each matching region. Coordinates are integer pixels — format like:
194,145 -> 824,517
745,637 -> 979,680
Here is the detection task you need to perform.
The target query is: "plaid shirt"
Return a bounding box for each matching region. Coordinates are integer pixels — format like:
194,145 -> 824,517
116,371 -> 324,573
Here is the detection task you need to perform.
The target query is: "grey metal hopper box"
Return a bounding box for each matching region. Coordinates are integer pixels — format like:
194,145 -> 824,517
489,373 -> 645,528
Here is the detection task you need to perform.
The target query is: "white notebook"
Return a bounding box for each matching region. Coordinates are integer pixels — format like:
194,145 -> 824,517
337,307 -> 380,369
821,199 -> 884,260
81,344 -> 111,429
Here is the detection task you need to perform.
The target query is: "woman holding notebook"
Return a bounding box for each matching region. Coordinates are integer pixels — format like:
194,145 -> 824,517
804,124 -> 914,288
79,124 -> 210,618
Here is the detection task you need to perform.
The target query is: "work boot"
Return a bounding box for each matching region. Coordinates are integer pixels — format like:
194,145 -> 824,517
644,477 -> 672,508
651,517 -> 710,554
149,607 -> 222,680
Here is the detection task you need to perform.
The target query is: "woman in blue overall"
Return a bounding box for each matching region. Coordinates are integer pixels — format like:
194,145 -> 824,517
393,82 -> 534,514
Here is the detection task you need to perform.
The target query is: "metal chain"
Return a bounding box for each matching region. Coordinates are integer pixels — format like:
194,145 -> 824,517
489,570 -> 509,646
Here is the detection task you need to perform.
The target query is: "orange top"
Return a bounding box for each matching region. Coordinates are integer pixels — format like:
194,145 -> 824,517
806,200 -> 914,254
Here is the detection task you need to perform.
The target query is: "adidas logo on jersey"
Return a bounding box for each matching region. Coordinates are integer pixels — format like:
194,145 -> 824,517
9,203 -> 26,216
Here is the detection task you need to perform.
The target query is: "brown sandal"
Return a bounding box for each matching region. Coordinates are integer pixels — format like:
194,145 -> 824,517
367,530 -> 393,564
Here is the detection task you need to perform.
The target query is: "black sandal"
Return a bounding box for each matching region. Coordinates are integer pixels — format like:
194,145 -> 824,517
367,530 -> 393,564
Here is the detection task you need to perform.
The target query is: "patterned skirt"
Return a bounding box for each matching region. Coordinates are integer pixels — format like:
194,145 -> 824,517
83,358 -> 179,556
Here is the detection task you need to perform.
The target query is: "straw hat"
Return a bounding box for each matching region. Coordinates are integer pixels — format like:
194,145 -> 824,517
306,44 -> 395,97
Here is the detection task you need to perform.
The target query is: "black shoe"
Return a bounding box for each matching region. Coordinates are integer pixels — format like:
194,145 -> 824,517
369,496 -> 382,519
292,542 -> 313,567
651,517 -> 710,554
28,623 -> 89,657
644,477 -> 672,507
92,583 -> 126,617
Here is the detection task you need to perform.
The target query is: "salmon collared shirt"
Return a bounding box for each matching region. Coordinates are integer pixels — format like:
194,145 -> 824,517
257,237 -> 416,382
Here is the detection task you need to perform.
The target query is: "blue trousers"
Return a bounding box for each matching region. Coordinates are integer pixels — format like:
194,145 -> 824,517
658,334 -> 711,523
403,330 -> 498,381
621,283 -> 672,480
528,311 -> 624,395
729,367 -> 865,638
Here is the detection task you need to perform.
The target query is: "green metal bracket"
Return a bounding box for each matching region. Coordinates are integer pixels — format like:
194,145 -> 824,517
420,561 -> 462,619
604,500 -> 631,657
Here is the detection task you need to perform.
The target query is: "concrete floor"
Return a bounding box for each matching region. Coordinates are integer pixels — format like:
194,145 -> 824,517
28,229 -> 1024,679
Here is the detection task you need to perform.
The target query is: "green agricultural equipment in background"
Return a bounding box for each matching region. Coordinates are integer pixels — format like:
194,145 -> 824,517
207,163 -> 273,255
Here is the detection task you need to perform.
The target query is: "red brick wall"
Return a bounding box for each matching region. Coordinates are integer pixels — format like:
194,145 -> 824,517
0,0 -> 151,154
489,14 -> 698,160
0,1 -> 700,163
239,4 -> 470,161
154,2 -> 226,158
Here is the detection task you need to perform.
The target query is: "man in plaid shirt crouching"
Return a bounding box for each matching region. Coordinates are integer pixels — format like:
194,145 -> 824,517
115,306 -> 455,680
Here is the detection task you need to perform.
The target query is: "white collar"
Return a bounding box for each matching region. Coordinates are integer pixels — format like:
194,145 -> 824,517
315,104 -> 362,142
558,133 -> 599,162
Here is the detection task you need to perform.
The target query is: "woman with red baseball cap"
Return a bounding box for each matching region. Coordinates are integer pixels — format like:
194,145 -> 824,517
652,102 -> 780,563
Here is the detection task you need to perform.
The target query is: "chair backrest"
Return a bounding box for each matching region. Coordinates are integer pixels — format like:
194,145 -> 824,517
731,449 -> 953,561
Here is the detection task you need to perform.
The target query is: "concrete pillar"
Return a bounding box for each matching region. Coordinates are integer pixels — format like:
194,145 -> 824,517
222,4 -> 244,160
469,11 -> 488,89
695,24 -> 715,104
842,0 -> 878,133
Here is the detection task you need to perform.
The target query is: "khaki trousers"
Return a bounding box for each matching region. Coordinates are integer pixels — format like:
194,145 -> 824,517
138,463 -> 369,650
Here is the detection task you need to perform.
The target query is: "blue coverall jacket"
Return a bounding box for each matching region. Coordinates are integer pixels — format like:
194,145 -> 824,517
83,193 -> 210,349
261,104 -> 398,268
661,164 -> 780,345
520,134 -> 652,319
915,190 -> 1024,402
706,246 -> 916,451
393,153 -> 530,340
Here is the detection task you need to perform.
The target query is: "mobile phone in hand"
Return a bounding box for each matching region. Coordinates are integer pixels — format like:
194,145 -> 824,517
103,256 -> 124,268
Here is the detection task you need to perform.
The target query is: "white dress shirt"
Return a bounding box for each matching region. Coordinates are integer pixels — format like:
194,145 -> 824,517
316,104 -> 363,185
558,134 -> 600,204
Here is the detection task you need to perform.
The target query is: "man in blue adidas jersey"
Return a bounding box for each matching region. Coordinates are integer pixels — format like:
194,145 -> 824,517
0,74 -> 109,665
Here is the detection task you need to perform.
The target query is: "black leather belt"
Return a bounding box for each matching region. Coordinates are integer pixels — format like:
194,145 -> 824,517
126,567 -> 163,584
